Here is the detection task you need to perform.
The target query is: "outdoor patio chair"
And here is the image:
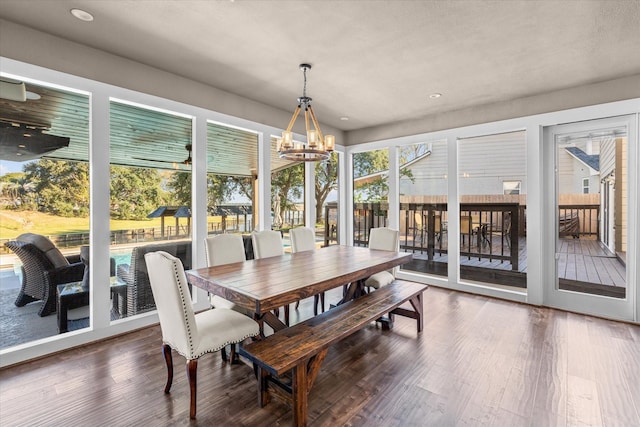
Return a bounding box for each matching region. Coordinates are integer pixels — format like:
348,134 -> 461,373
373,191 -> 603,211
145,251 -> 260,419
490,212 -> 512,249
4,233 -> 84,317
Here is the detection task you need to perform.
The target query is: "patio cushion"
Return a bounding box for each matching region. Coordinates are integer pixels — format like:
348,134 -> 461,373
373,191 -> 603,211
17,233 -> 69,269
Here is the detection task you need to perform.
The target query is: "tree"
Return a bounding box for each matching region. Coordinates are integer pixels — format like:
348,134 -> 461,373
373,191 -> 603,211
110,166 -> 164,219
24,159 -> 90,216
314,153 -> 338,222
0,172 -> 36,209
352,146 -> 425,202
166,171 -> 191,206
271,163 -> 304,226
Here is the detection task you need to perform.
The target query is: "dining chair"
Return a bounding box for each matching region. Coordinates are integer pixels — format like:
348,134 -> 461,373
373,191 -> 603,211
251,230 -> 284,259
204,234 -> 252,317
290,226 -> 325,315
460,215 -> 475,259
145,251 -> 260,419
251,230 -> 290,324
489,212 -> 512,249
364,227 -> 400,291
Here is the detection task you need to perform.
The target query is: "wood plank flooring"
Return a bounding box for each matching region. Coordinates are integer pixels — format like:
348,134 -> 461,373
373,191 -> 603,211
1,287 -> 639,426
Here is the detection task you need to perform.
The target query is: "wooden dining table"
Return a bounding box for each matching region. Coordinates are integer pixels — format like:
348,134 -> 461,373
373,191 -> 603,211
185,244 -> 413,332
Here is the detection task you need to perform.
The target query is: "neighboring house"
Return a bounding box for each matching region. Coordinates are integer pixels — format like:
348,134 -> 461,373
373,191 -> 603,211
599,137 -> 628,255
560,141 -> 600,195
396,131 -> 528,198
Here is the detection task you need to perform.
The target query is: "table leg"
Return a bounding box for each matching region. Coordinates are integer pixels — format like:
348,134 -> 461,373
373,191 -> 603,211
57,297 -> 68,333
336,279 -> 365,305
257,311 -> 287,334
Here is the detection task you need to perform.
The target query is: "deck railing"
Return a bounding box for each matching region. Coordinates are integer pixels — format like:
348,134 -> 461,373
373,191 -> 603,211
351,202 -> 521,270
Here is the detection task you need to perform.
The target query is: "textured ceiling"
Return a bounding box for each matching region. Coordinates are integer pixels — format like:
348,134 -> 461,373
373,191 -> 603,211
0,0 -> 639,134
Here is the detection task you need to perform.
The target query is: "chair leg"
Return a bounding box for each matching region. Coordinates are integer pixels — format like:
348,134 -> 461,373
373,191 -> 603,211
313,293 -> 326,316
284,305 -> 290,326
221,346 -> 227,362
187,359 -> 198,419
295,300 -> 300,310
14,289 -> 37,307
38,284 -> 57,317
230,343 -> 238,364
162,344 -> 173,393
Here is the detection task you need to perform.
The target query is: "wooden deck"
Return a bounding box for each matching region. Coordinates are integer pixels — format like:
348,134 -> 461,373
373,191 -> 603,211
401,236 -> 626,295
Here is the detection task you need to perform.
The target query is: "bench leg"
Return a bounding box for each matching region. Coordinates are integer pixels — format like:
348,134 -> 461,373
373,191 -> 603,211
410,293 -> 424,333
292,361 -> 308,427
256,366 -> 271,407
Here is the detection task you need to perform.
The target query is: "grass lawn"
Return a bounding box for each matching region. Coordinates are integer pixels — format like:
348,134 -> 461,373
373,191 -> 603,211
0,210 -> 225,240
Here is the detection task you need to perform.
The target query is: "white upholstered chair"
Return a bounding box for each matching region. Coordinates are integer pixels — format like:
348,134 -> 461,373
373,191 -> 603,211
365,227 -> 400,291
251,230 -> 290,323
251,230 -> 284,259
145,251 -> 260,419
290,226 -> 325,315
204,234 -> 251,316
290,226 -> 316,253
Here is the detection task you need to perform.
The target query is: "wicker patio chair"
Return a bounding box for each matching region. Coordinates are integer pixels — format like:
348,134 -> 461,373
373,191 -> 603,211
4,233 -> 85,317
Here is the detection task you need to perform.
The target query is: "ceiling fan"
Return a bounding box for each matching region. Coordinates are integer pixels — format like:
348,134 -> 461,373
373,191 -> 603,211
133,144 -> 192,168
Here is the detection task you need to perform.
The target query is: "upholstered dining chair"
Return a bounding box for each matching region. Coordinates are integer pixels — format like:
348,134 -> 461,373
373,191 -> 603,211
251,230 -> 290,324
364,227 -> 400,292
251,230 -> 284,259
289,226 -> 325,315
145,251 -> 260,419
204,234 -> 252,316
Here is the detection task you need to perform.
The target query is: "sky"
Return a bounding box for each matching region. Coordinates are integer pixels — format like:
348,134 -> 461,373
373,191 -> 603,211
0,160 -> 28,175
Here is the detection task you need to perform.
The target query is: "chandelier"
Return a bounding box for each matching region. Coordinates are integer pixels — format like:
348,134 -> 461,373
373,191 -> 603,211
277,64 -> 335,161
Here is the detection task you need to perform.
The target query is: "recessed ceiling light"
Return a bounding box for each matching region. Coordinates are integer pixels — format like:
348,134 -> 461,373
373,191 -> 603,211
340,116 -> 349,121
428,93 -> 442,99
71,8 -> 94,22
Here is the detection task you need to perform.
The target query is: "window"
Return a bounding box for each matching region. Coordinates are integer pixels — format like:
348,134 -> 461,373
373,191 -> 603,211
503,180 -> 521,195
583,178 -> 590,194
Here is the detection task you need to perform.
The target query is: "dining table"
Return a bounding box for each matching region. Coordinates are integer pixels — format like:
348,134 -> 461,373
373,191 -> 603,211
185,244 -> 413,333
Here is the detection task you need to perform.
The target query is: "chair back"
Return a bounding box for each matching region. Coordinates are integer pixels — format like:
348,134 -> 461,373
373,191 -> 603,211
460,215 -> 472,235
17,233 -> 69,268
414,212 -> 424,230
368,227 -> 399,251
290,227 -> 316,253
251,230 -> 284,259
204,234 -> 246,266
145,251 -> 196,358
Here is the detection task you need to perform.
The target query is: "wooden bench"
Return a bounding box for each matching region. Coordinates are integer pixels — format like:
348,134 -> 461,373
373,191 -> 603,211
240,280 -> 428,427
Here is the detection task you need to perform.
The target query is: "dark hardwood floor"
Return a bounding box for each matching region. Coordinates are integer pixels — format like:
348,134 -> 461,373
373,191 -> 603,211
1,286 -> 639,426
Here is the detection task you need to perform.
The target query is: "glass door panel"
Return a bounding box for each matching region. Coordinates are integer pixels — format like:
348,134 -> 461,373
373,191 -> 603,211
457,131 -> 527,289
317,152 -> 339,246
555,122 -> 627,298
545,115 -> 636,321
1,81 -> 90,346
109,100 -> 193,318
398,141 -> 449,277
353,149 -> 390,245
